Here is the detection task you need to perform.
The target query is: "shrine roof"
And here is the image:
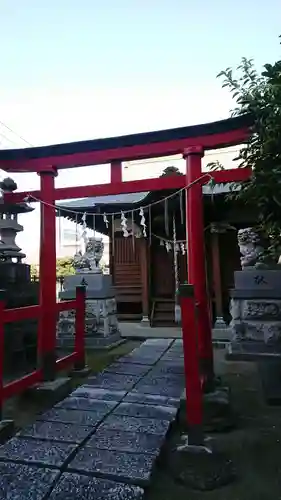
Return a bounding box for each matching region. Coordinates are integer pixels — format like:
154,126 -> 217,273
56,191 -> 149,209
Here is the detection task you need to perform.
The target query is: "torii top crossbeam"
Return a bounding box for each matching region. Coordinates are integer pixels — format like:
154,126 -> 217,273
0,115 -> 251,172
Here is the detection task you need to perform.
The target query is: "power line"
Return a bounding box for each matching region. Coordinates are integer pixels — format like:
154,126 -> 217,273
0,132 -> 19,147
0,120 -> 33,147
124,148 -> 241,168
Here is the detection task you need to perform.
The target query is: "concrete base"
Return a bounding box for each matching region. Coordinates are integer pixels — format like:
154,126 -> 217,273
140,316 -> 150,327
70,366 -> 92,378
180,386 -> 234,432
26,377 -> 72,405
0,420 -> 14,444
173,439 -> 236,490
226,341 -> 281,361
258,359 -> 281,405
120,322 -> 231,342
57,332 -> 124,350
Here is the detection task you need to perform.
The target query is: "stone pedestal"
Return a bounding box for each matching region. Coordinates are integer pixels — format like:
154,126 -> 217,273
3,262 -> 39,375
227,269 -> 281,360
57,272 -> 123,350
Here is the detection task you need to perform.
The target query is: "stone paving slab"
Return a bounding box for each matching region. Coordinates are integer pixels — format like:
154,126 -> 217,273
67,447 -> 155,485
104,362 -> 152,377
113,402 -> 177,420
55,397 -> 118,414
86,428 -> 164,455
161,347 -> 184,354
132,347 -> 166,355
116,354 -> 161,366
160,354 -> 184,362
86,373 -> 141,391
141,374 -> 185,387
131,384 -> 183,398
172,339 -> 183,345
72,387 -> 126,401
48,473 -> 144,500
37,408 -> 106,427
0,461 -> 60,500
160,359 -> 184,366
0,437 -> 76,469
100,414 -> 171,435
16,421 -> 94,445
152,363 -> 185,375
142,339 -> 173,347
123,392 -> 179,407
168,346 -> 184,353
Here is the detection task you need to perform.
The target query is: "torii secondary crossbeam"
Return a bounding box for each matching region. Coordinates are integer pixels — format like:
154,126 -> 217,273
0,115 -> 252,387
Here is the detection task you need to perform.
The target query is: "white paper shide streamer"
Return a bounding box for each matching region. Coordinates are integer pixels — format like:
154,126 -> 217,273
139,207 -> 147,237
121,211 -> 129,237
103,213 -> 109,228
81,212 -> 88,253
165,241 -> 172,252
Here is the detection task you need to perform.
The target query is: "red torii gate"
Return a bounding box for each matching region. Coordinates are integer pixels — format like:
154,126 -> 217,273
0,115 -> 252,387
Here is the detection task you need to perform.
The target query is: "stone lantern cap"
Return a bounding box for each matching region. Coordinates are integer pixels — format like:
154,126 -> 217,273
0,177 -> 34,214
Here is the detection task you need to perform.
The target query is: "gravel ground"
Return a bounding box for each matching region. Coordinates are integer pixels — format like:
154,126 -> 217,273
146,350 -> 281,500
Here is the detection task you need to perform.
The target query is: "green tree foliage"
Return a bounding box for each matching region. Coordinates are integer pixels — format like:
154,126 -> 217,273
160,166 -> 183,177
56,256 -> 75,278
215,36 -> 281,259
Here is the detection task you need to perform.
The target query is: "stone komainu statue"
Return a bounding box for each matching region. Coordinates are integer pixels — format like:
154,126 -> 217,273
73,237 -> 104,273
237,228 -> 265,269
85,237 -> 104,269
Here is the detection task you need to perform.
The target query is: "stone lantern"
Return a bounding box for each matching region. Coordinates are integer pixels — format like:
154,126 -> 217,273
0,177 -> 33,263
0,177 -> 39,375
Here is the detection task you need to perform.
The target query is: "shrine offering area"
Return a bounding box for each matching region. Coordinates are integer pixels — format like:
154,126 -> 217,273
0,338 -> 184,499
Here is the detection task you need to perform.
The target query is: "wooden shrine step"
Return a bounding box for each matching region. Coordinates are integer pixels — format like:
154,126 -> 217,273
151,297 -> 176,327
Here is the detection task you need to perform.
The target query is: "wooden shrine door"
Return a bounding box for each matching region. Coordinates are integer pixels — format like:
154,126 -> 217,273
151,245 -> 175,298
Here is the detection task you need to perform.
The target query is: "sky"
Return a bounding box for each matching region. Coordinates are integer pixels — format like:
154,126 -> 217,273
0,0 -> 280,262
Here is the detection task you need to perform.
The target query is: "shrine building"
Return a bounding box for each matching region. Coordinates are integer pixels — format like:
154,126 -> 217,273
57,168 -> 256,327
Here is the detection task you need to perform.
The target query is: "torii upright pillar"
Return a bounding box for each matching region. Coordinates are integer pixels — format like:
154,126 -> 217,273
184,147 -> 214,390
37,167 -> 58,380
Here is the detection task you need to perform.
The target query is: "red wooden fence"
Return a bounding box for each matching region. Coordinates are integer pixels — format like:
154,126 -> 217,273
0,286 -> 86,418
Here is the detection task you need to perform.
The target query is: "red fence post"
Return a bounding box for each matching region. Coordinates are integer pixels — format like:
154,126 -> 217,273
179,283 -> 204,446
0,291 -> 5,420
74,286 -> 86,370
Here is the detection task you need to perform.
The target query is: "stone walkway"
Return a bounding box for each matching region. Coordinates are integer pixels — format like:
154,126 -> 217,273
0,338 -> 185,499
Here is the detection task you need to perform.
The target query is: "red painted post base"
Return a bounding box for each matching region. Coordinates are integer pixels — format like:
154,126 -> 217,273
179,284 -> 204,445
200,358 -> 216,393
40,352 -> 57,382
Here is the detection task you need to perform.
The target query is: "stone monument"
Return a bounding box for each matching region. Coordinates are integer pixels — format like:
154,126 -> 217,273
227,227 -> 281,359
57,233 -> 122,349
0,177 -> 39,374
